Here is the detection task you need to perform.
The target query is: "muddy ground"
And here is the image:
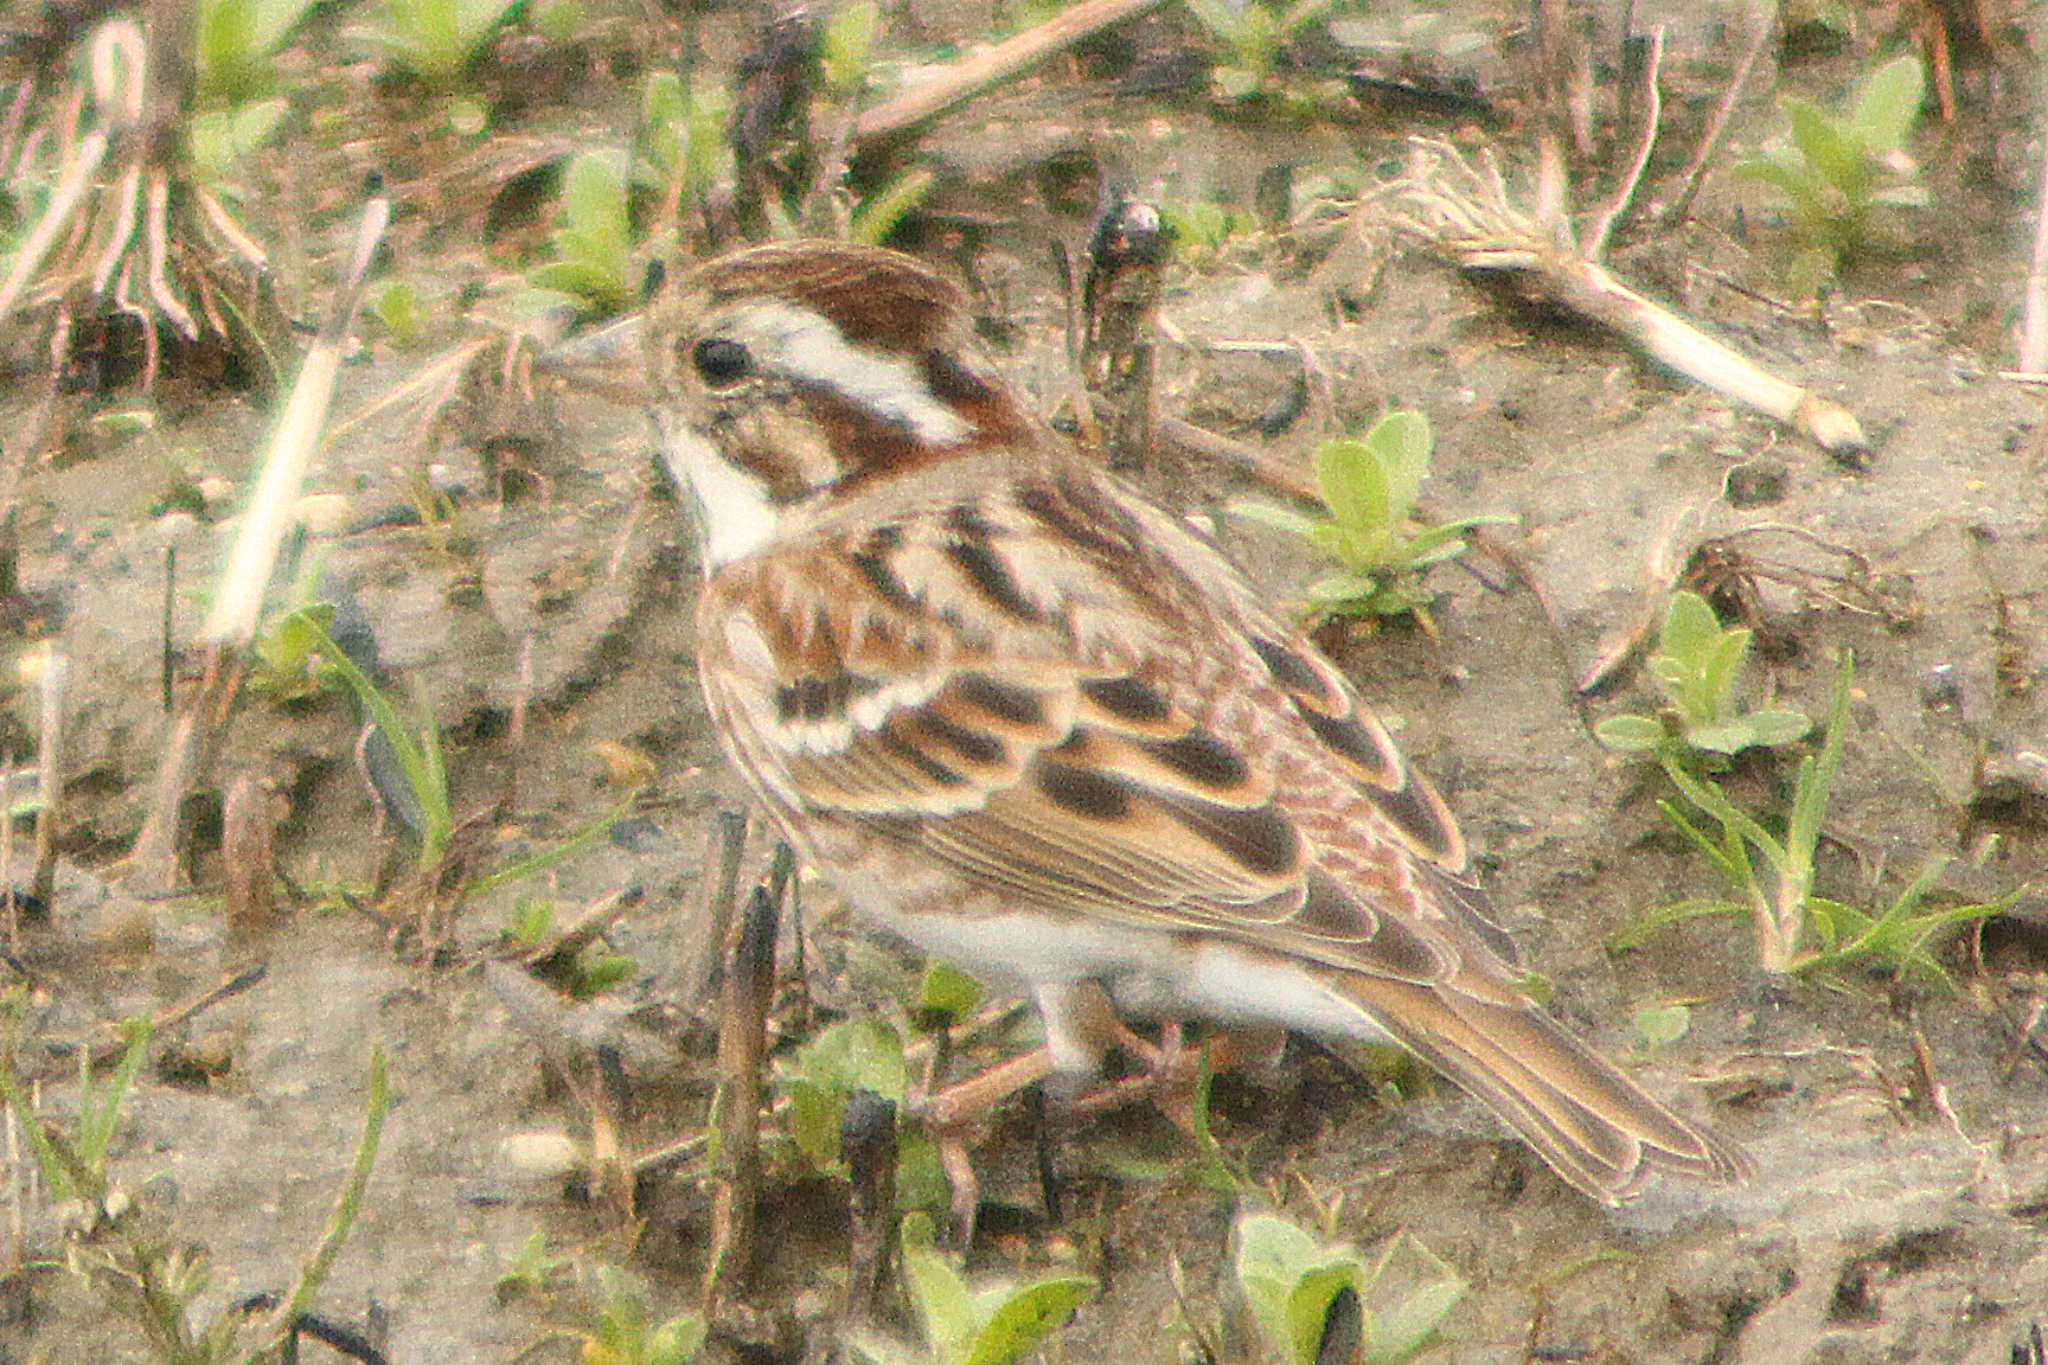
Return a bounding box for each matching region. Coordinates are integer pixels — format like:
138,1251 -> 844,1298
1,0 -> 2046,1360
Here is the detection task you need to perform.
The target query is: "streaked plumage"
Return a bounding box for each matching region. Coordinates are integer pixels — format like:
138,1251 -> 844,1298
645,239 -> 1751,1204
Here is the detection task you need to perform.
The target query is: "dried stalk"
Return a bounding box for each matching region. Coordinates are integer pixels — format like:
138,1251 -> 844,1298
701,887 -> 777,1313
1371,140 -> 1869,458
2020,127 -> 2048,374
853,0 -> 1166,145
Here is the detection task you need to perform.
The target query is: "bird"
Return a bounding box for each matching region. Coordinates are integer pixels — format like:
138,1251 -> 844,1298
641,237 -> 1753,1209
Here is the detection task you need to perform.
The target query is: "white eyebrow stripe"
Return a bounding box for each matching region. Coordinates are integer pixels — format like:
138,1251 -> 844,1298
725,300 -> 973,447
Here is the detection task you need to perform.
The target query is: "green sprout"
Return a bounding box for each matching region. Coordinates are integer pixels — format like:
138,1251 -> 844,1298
0,1015 -> 150,1216
637,71 -> 734,214
1612,652 -> 2024,977
363,0 -> 524,88
1182,0 -> 1337,100
1235,1212 -> 1465,1365
501,898 -> 638,999
578,1268 -> 706,1365
528,149 -> 635,318
197,0 -> 319,104
776,1017 -> 949,1212
1594,591 -> 1812,764
495,1230 -> 572,1304
851,1213 -> 1096,1365
1732,53 -> 1928,290
1231,411 -> 1511,627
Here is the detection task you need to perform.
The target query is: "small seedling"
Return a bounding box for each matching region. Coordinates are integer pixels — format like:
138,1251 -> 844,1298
495,1230 -> 572,1303
578,1267 -> 706,1365
1234,1211 -> 1465,1365
1160,199 -> 1255,258
1613,651 -> 2023,976
1231,411 -> 1511,627
528,150 -> 635,318
776,1016 -> 949,1211
281,605 -> 454,871
851,1212 -> 1096,1365
1594,591 -> 1812,763
372,279 -> 429,348
0,1014 -> 150,1221
1182,0 -> 1337,100
363,0 -> 523,88
637,71 -> 734,213
197,0 -> 320,103
501,898 -> 637,999
1732,53 -> 1928,289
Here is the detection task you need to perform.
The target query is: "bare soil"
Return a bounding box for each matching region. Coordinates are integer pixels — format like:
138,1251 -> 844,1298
1,1 -> 2045,1361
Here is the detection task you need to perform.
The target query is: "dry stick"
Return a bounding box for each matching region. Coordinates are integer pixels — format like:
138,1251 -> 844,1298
29,647 -> 64,914
0,752 -> 15,952
839,1089 -> 898,1340
221,772 -> 283,950
33,963 -> 267,1081
1375,141 -> 1869,458
1652,0 -> 1774,230
1582,25 -> 1664,263
127,194 -> 389,892
2018,128 -> 2048,374
515,884 -> 646,970
677,808 -> 748,1015
852,0 -> 1166,146
702,887 -> 777,1315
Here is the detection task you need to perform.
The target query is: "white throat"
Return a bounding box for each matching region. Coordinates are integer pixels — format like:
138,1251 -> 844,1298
659,425 -> 779,570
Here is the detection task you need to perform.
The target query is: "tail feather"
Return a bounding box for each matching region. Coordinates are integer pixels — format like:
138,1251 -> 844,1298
1332,973 -> 1753,1204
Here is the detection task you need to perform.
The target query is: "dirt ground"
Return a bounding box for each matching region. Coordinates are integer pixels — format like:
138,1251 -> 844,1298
2,0 -> 2046,1361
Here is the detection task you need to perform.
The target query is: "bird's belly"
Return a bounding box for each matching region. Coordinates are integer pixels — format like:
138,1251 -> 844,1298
847,886 -> 1396,1047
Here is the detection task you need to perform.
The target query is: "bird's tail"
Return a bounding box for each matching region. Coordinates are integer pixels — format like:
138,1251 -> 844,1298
1330,973 -> 1753,1204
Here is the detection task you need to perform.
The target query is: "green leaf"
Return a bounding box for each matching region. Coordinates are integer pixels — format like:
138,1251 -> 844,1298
903,1242 -> 979,1364
1304,570 -> 1383,605
1782,97 -> 1866,202
1227,499 -> 1321,539
1633,1003 -> 1692,1048
1656,592 -> 1722,677
1236,1212 -> 1367,1365
821,0 -> 881,96
1685,720 -> 1761,756
1744,709 -> 1813,748
648,1314 -> 708,1365
1593,714 -> 1666,753
964,1277 -> 1096,1365
1363,1277 -> 1465,1363
1313,438 -> 1390,531
1849,54 -> 1924,153
1363,410 -> 1432,521
850,166 -> 936,246
916,960 -> 984,1025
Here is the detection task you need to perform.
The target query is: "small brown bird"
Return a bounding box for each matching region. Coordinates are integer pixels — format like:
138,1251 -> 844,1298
644,239 -> 1752,1205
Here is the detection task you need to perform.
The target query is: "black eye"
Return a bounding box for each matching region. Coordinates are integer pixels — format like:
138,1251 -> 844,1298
692,337 -> 752,387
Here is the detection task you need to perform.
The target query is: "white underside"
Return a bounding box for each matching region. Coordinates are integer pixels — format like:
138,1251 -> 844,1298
843,883 -> 1397,1048
660,426 -> 779,568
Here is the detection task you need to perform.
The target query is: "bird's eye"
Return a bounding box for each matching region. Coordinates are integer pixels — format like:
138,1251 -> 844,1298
691,337 -> 752,387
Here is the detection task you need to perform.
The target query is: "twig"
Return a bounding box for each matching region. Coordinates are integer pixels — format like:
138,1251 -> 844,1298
677,809 -> 747,1014
222,772 -> 284,950
1582,25 -> 1663,262
2020,127 -> 2048,374
512,883 -> 645,970
29,646 -> 64,914
33,963 -> 266,1079
1372,139 -> 1869,459
701,887 -> 777,1313
839,1089 -> 898,1340
852,0 -> 1166,146
203,193 -> 388,646
1652,0 -> 1774,229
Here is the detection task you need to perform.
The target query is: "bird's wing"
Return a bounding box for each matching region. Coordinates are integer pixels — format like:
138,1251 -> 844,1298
699,465 -> 1507,988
